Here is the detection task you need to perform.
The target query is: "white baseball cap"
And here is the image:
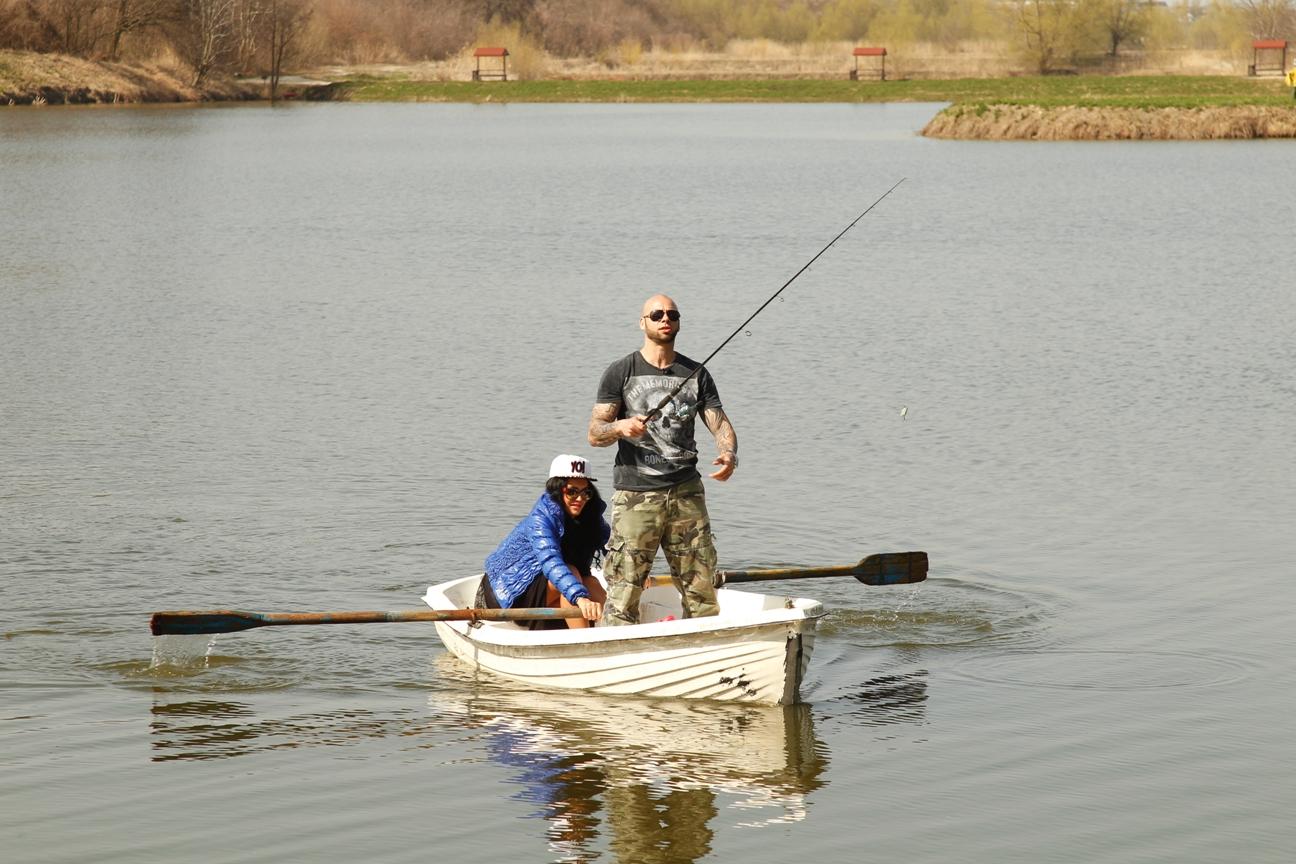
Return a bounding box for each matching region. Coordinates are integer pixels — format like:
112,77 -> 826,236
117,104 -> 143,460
548,454 -> 597,481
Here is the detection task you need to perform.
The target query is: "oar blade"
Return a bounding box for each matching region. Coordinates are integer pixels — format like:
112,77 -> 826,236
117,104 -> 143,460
855,552 -> 928,586
150,611 -> 267,636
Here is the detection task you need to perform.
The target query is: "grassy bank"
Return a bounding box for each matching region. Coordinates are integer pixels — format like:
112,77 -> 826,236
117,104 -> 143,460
0,50 -> 260,104
335,74 -> 1294,108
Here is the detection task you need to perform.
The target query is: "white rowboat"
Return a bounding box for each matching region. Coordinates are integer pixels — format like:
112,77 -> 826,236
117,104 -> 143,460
147,553 -> 923,705
422,573 -> 827,705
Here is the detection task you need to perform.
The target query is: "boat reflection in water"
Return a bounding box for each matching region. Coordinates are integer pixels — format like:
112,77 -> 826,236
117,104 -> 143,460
430,657 -> 829,863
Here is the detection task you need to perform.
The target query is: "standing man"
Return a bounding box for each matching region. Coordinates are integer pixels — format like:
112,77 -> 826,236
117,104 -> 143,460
588,294 -> 738,625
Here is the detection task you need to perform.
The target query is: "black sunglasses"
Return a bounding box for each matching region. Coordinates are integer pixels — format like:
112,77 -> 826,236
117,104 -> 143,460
644,309 -> 681,322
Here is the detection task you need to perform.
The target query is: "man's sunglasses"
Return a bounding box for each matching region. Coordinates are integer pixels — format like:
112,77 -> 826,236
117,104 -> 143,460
644,309 -> 681,322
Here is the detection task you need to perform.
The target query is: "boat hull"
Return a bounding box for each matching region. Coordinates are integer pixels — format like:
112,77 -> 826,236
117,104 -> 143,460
423,575 -> 825,705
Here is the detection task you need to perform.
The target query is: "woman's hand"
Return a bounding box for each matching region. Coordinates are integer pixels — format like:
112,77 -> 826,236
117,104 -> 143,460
576,597 -> 603,621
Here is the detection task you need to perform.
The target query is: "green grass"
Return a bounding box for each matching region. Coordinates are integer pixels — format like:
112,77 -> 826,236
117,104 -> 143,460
337,75 -> 1295,108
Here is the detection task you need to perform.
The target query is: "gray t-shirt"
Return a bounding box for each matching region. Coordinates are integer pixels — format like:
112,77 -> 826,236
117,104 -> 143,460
596,351 -> 723,491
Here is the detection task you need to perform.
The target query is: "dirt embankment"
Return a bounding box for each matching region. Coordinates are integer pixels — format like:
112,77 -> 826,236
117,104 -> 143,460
923,104 -> 1296,140
1,50 -> 262,105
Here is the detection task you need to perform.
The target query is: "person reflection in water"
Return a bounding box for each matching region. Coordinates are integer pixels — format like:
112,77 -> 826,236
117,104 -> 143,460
480,454 -> 609,629
464,695 -> 835,862
483,722 -> 718,864
605,784 -> 717,862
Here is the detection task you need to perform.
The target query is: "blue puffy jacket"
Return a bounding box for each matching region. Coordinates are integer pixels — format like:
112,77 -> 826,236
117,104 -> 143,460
484,493 -> 611,608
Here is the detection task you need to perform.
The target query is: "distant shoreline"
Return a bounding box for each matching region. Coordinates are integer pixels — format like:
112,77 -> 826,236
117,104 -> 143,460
5,50 -> 1294,140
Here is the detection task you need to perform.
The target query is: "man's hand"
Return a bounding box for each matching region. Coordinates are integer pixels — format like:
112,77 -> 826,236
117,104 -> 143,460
590,402 -> 645,446
703,407 -> 737,481
620,415 -> 648,439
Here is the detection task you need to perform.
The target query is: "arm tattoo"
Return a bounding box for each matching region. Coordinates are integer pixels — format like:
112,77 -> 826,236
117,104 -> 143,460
703,407 -> 737,456
588,402 -> 622,447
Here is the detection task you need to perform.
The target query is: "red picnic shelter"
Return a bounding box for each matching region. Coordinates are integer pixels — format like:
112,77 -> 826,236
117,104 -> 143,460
473,46 -> 509,82
1250,39 -> 1288,76
850,47 -> 887,81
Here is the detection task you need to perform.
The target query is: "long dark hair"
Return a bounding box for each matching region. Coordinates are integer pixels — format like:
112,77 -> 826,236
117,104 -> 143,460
545,476 -> 603,510
545,476 -> 604,575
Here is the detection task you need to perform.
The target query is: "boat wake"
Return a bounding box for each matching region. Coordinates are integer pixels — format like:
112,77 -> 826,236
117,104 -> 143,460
819,572 -> 1061,650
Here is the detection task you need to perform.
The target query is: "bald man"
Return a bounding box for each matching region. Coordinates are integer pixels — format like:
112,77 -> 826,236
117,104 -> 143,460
588,294 -> 738,626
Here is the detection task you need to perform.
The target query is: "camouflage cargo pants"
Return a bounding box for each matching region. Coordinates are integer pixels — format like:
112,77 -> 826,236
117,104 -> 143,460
600,477 -> 719,626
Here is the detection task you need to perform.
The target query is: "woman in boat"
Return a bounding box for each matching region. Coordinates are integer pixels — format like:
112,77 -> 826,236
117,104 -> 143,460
480,454 -> 609,629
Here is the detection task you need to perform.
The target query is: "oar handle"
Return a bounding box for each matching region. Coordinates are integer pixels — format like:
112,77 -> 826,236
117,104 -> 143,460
719,564 -> 856,583
643,552 -> 927,589
645,565 -> 852,588
254,609 -> 587,626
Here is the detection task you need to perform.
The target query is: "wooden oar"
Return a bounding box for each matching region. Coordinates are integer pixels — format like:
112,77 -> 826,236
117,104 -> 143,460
149,606 -> 584,636
151,552 -> 927,637
648,551 -> 928,589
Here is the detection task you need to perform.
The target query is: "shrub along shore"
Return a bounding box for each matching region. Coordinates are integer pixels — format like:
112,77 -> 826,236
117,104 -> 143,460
4,50 -> 1294,139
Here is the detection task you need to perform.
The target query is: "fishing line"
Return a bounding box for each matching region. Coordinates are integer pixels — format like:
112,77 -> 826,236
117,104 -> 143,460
646,177 -> 906,423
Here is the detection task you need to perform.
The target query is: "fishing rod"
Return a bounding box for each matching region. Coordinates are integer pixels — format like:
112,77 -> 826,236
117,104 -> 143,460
644,177 -> 906,423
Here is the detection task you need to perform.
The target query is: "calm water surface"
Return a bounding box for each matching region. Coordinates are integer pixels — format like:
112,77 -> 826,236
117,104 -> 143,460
2,103 -> 1294,863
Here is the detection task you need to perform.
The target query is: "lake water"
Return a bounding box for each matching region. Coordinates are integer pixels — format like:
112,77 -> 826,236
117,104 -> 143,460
2,102 -> 1294,863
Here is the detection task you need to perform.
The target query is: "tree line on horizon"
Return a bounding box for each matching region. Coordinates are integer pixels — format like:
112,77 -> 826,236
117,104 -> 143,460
1,0 -> 1292,83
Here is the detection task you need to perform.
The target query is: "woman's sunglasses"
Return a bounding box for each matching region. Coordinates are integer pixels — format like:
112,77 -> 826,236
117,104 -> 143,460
562,486 -> 593,501
644,309 -> 681,322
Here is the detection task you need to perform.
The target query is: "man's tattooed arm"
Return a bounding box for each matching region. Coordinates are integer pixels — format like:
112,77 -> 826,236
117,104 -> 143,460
588,402 -> 624,447
703,407 -> 737,459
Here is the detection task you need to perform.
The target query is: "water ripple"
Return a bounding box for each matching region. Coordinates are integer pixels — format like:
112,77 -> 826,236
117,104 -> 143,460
949,649 -> 1253,691
147,700 -> 429,762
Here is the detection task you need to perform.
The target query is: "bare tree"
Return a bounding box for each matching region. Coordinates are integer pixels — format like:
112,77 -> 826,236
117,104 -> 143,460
106,0 -> 175,60
1235,0 -> 1296,37
399,0 -> 478,61
1086,0 -> 1149,57
1011,0 -> 1081,73
475,0 -> 534,25
27,0 -> 112,56
265,0 -> 310,102
230,0 -> 266,75
177,0 -> 234,85
533,0 -> 653,57
2,1 -> 60,51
